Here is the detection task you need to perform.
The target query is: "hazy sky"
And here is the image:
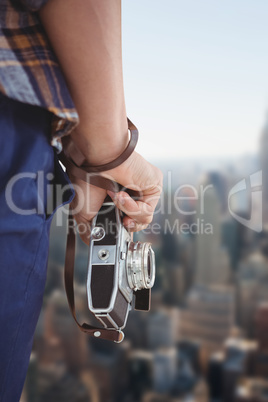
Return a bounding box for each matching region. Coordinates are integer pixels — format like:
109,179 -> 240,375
122,0 -> 268,161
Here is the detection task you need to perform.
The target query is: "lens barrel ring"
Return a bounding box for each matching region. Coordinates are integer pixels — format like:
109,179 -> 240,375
126,241 -> 155,291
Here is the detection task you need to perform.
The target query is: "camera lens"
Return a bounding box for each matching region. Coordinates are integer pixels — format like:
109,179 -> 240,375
126,241 -> 155,291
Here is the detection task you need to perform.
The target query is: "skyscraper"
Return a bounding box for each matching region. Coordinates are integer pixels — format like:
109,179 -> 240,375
195,175 -> 230,286
179,286 -> 235,367
237,252 -> 268,337
260,114 -> 268,225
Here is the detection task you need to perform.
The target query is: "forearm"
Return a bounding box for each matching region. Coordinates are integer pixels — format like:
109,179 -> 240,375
39,0 -> 128,164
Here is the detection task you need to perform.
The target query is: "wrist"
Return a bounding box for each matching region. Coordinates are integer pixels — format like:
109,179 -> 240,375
60,118 -> 139,190
71,120 -> 129,165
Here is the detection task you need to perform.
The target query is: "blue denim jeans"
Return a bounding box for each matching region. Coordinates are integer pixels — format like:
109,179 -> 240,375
0,95 -> 74,401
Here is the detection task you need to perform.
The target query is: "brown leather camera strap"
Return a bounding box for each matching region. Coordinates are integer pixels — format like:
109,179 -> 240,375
79,118 -> 138,172
60,117 -> 138,173
61,118 -> 139,342
59,118 -> 138,192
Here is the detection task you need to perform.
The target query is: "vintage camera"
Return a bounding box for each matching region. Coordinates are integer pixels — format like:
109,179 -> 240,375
87,198 -> 155,339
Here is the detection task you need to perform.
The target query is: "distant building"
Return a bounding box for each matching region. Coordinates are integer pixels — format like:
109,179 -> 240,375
235,378 -> 268,402
152,348 -> 178,393
179,286 -> 235,367
142,378 -> 209,402
127,350 -> 154,401
223,338 -> 258,402
164,264 -> 185,305
255,302 -> 268,351
207,338 -> 258,402
207,352 -> 225,401
260,115 -> 268,225
237,252 -> 268,337
43,289 -> 89,371
146,307 -> 180,350
195,179 -> 230,286
221,217 -> 240,271
178,339 -> 201,374
253,303 -> 268,378
224,338 -> 258,376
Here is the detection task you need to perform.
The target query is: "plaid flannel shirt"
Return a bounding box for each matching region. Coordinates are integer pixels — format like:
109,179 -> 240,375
0,0 -> 79,142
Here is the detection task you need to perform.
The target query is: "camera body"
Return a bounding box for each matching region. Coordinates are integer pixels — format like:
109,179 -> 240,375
87,199 -> 155,334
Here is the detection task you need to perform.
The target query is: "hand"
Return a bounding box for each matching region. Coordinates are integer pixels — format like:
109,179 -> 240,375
69,151 -> 163,244
106,151 -> 163,231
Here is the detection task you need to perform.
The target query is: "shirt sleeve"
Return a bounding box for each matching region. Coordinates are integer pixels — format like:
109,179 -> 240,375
19,0 -> 50,12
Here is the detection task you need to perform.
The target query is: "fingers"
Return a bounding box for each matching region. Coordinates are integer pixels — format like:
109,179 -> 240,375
122,215 -> 150,232
107,189 -> 159,232
69,212 -> 91,245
